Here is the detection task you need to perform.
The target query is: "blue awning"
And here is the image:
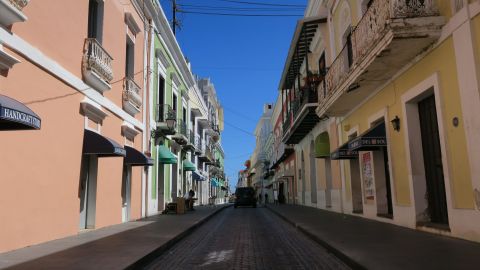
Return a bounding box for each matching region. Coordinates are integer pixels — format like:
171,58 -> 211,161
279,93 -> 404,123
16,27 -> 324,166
348,122 -> 387,151
124,146 -> 153,166
193,171 -> 206,181
0,94 -> 41,130
83,129 -> 126,157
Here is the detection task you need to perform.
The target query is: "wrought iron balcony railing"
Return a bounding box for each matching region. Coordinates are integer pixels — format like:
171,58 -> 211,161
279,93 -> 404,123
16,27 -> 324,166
188,130 -> 195,145
176,120 -> 188,137
8,0 -> 28,10
122,77 -> 142,114
82,38 -> 113,83
156,104 -> 176,123
194,134 -> 202,153
282,109 -> 292,136
319,0 -> 440,103
206,143 -> 215,161
293,85 -> 318,116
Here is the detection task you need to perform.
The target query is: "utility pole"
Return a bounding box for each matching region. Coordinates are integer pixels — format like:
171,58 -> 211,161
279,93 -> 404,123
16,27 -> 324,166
172,0 -> 177,35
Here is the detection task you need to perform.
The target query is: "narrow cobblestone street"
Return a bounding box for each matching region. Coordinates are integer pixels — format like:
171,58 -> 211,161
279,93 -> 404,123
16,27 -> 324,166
146,206 -> 350,270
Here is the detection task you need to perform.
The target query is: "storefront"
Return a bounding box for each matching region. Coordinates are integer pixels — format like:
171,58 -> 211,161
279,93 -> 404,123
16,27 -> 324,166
79,129 -> 126,229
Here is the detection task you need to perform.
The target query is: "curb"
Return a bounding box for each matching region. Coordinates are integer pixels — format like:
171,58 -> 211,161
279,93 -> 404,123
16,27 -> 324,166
266,206 -> 367,270
127,204 -> 231,269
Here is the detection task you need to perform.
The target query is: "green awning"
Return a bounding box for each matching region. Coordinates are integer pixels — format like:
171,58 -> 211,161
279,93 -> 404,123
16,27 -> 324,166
315,132 -> 330,158
183,159 -> 196,171
158,145 -> 177,164
210,178 -> 218,186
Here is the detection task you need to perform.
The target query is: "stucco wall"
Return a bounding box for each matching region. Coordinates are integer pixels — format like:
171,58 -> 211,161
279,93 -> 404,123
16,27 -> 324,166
341,37 -> 474,209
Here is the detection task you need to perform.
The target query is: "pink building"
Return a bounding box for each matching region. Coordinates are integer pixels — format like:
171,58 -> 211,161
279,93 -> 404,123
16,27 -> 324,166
0,0 -> 152,252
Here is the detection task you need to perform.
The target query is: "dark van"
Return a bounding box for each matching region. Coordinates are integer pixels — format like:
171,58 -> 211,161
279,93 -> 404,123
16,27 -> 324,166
234,187 -> 257,208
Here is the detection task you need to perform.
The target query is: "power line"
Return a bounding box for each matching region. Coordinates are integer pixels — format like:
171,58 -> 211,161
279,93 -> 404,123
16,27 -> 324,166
216,0 -> 306,7
177,4 -> 304,11
223,106 -> 257,122
177,11 -> 303,17
224,121 -> 257,137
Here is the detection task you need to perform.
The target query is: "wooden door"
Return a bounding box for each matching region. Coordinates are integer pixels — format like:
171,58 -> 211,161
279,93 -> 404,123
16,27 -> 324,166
418,95 -> 449,225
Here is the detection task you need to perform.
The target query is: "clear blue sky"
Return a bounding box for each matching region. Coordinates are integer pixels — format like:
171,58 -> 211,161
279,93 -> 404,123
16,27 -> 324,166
161,0 -> 305,191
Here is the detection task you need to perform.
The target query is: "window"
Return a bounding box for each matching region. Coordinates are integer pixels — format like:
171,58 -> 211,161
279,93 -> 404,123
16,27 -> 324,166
87,0 -> 104,43
342,26 -> 353,69
173,93 -> 178,113
319,52 -> 326,76
125,37 -> 134,79
158,76 -> 165,105
183,107 -> 187,124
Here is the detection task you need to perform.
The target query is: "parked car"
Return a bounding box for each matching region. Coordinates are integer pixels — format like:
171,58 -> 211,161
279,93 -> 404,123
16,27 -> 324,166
234,187 -> 256,208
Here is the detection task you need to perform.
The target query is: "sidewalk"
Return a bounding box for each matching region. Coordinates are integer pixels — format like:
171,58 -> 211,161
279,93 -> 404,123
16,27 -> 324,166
267,204 -> 480,270
0,205 -> 229,270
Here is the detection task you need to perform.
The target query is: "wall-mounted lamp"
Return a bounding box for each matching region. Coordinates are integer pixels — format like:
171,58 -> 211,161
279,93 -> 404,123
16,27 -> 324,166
166,116 -> 176,130
391,116 -> 400,132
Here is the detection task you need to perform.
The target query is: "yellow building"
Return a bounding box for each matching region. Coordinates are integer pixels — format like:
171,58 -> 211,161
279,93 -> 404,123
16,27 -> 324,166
309,0 -> 480,242
278,0 -> 480,243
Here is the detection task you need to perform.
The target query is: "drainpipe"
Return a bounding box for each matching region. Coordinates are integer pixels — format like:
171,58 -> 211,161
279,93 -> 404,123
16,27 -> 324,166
143,18 -> 154,218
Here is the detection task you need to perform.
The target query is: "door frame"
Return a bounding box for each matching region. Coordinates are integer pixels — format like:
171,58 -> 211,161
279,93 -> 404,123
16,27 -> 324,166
79,155 -> 98,230
402,73 -> 452,226
367,109 -> 395,218
122,164 -> 132,223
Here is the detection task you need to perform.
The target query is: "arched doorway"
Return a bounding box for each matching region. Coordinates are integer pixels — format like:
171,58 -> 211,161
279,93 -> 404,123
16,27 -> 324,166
315,132 -> 332,208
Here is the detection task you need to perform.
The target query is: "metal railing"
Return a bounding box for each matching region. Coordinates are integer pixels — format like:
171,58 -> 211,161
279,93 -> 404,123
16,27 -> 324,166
188,130 -> 195,145
83,38 -> 113,83
292,84 -> 318,117
282,109 -> 292,136
206,142 -> 214,161
320,0 -> 439,102
123,77 -> 142,110
156,104 -> 176,123
177,120 -> 188,137
194,134 -> 202,152
391,0 -> 438,18
8,0 -> 28,10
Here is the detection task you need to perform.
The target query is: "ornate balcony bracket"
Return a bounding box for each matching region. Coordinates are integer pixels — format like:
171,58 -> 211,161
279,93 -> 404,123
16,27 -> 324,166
0,47 -> 20,71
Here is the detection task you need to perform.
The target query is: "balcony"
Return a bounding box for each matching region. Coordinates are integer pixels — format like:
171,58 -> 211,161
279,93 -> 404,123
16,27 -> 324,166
172,119 -> 188,145
0,0 -> 28,26
198,139 -> 213,163
183,130 -> 196,151
317,0 -> 444,117
122,77 -> 142,116
206,143 -> 215,164
194,135 -> 202,155
282,81 -> 321,144
271,141 -> 294,169
154,104 -> 176,136
82,38 -> 113,93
